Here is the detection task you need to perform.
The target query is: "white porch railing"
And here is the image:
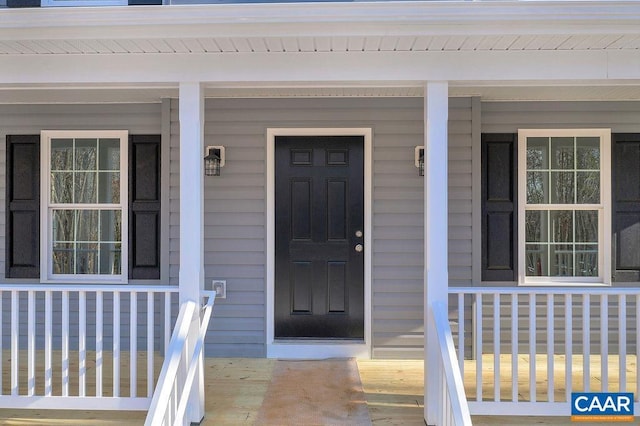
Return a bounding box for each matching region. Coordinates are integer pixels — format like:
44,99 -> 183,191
0,284 -> 178,410
449,287 -> 640,416
144,290 -> 216,426
432,300 -> 473,426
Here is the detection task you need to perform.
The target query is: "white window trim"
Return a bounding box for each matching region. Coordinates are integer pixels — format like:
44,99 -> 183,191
40,130 -> 129,284
517,128 -> 611,286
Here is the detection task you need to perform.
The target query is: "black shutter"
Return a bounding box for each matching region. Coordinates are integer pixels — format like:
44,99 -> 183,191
612,134 -> 640,282
481,133 -> 518,281
7,0 -> 40,7
129,135 -> 161,279
128,0 -> 162,4
6,135 -> 40,278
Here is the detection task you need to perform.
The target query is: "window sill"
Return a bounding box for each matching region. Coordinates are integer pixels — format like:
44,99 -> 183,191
40,277 -> 128,285
518,281 -> 610,287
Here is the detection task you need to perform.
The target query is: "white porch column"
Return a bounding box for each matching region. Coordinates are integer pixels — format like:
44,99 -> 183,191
179,82 -> 205,302
423,81 -> 449,425
178,81 -> 205,423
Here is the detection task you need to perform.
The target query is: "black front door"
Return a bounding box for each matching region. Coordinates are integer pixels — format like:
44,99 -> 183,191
275,135 -> 364,339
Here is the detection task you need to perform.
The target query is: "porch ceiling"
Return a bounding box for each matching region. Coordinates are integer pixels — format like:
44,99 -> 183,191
1,33 -> 640,56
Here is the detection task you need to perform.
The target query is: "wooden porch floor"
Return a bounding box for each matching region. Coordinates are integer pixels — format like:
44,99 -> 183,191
0,356 -> 610,425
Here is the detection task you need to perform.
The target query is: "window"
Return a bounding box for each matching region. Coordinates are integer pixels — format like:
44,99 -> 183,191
518,129 -> 611,285
40,130 -> 128,283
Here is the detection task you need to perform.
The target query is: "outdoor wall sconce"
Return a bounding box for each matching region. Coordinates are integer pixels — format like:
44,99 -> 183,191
204,146 -> 225,176
415,146 -> 425,176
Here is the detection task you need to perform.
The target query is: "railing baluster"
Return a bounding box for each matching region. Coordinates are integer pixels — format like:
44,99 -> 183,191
529,292 -> 536,403
636,294 -> 640,400
0,291 -> 3,395
96,290 -> 103,397
172,379 -> 178,423
27,290 -> 35,396
62,291 -> 69,397
458,293 -> 464,374
79,291 -> 86,397
600,294 -> 608,392
113,290 -> 120,398
547,293 -> 554,402
148,292 -> 154,397
438,348 -> 444,423
11,290 -> 18,396
565,294 -> 572,402
583,294 -> 591,392
493,293 -> 500,402
45,291 -> 52,396
165,291 -> 171,356
511,293 -> 518,402
619,295 -> 627,393
475,294 -> 482,402
131,291 -> 137,398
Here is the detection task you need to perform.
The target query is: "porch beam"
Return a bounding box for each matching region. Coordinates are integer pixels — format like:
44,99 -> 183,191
2,50 -> 640,85
178,81 -> 206,423
423,81 -> 449,426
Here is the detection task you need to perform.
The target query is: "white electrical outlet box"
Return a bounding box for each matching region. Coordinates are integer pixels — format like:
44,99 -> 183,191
211,280 -> 226,299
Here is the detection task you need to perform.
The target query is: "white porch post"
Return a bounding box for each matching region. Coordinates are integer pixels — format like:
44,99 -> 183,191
423,81 -> 449,425
178,81 -> 205,423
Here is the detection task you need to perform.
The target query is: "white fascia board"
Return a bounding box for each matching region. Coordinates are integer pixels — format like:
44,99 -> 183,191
2,2 -> 640,40
0,49 -> 633,85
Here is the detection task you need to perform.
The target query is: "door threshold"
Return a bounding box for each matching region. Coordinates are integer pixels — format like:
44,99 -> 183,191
267,340 -> 370,359
274,339 -> 364,344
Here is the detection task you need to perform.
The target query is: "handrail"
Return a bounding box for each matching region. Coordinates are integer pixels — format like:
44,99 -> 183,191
449,286 -> 640,295
432,300 -> 472,426
175,291 -> 216,422
144,291 -> 216,426
0,283 -> 178,292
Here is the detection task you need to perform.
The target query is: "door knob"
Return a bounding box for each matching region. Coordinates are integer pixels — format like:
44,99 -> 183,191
355,244 -> 364,253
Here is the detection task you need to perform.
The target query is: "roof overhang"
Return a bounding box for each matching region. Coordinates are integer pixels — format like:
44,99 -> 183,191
1,1 -> 640,102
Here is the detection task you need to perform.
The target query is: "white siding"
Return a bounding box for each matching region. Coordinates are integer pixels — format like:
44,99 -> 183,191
170,97 -> 473,358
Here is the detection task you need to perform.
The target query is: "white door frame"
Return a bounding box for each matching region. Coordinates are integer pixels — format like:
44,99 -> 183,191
266,128 -> 372,359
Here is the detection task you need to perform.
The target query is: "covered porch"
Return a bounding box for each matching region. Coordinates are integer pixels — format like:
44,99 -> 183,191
2,1 -> 640,424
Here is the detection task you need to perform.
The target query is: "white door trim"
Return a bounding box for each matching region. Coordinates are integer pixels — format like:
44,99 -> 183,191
266,128 -> 372,359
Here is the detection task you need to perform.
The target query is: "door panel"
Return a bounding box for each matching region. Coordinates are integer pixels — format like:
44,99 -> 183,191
275,135 -> 364,339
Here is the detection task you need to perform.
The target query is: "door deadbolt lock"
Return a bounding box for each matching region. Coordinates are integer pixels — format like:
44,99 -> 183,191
355,244 -> 364,253
355,230 -> 363,238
